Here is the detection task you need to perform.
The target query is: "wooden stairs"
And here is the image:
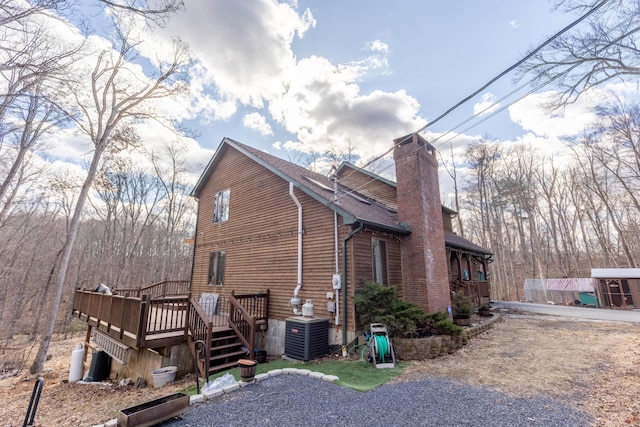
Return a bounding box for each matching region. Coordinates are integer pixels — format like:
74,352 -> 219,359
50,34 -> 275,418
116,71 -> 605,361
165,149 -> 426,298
198,327 -> 247,376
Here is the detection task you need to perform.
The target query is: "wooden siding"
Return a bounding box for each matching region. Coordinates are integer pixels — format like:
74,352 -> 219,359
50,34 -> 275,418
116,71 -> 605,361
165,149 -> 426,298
349,231 -> 403,331
337,166 -> 397,210
193,146 -> 350,325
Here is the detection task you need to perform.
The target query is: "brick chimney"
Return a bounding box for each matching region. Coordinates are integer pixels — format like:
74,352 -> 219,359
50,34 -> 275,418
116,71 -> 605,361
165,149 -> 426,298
393,133 -> 451,313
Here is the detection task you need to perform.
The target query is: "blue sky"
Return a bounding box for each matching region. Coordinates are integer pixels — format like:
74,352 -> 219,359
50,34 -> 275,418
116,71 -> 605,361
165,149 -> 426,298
44,1 -> 615,190
170,1 -> 581,160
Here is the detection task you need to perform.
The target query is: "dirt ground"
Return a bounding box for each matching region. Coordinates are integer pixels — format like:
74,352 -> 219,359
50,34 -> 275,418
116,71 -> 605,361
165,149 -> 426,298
1,311 -> 639,426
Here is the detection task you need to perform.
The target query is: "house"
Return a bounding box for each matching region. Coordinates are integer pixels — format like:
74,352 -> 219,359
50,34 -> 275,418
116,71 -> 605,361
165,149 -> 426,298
190,134 -> 492,355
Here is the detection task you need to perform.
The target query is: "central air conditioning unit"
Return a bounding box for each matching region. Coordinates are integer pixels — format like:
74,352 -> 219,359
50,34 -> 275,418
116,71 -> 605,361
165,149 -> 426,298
284,316 -> 328,361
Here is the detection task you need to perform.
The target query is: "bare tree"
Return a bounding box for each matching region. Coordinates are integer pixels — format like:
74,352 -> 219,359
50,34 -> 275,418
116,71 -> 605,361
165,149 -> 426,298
439,143 -> 464,237
0,9 -> 80,220
98,0 -> 185,27
520,0 -> 640,108
29,23 -> 189,373
148,140 -> 195,280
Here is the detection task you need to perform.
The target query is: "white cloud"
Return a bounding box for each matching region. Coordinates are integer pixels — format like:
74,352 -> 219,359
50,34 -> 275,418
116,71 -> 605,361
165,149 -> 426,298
243,112 -> 274,136
509,89 -> 603,138
473,93 -> 500,116
367,40 -> 389,54
509,20 -> 519,29
156,1 -> 316,107
270,55 -> 424,161
99,1 -> 407,165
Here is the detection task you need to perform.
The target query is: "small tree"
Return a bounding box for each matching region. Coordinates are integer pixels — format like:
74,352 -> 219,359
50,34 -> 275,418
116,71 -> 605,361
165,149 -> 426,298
353,281 -> 463,337
451,292 -> 474,319
353,281 -> 428,338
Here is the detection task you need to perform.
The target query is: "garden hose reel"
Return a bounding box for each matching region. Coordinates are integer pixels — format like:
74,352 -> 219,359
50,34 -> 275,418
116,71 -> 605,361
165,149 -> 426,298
368,323 -> 396,369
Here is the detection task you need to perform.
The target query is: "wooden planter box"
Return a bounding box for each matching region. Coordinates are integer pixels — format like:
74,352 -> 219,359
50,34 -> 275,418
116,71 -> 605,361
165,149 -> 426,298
118,392 -> 189,427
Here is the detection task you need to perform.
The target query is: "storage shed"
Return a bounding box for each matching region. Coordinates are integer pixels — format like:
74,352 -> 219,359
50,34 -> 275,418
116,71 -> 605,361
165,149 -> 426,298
591,268 -> 640,309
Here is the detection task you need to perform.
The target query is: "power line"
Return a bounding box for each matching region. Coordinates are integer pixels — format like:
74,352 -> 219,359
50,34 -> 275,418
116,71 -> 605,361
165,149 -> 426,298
332,0 -> 614,201
431,22 -> 640,148
414,0 -> 611,134
348,0 -> 610,176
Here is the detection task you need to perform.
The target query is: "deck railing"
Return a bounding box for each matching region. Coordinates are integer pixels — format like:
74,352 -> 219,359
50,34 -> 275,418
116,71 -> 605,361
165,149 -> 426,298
73,285 -> 269,367
112,280 -> 190,298
146,296 -> 190,337
188,298 -> 213,375
72,291 -> 190,349
72,291 -> 148,348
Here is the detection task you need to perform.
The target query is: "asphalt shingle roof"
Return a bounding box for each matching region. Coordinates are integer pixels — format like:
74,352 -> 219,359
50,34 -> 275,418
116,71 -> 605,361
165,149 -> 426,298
193,137 -> 491,254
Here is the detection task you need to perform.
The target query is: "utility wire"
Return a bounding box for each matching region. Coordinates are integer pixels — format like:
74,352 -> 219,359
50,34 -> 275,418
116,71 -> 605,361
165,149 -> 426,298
341,0 -> 611,179
331,0 -> 613,202
414,0 -> 610,133
431,22 -> 640,148
334,20 -> 640,204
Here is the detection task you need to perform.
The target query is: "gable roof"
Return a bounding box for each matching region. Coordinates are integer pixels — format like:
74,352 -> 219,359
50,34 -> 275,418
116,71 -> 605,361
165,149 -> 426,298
192,137 -> 409,234
192,137 -> 492,255
335,161 -> 458,217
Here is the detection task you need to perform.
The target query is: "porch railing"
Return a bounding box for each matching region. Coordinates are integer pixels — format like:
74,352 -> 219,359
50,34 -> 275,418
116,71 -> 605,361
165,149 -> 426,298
453,280 -> 491,305
114,280 -> 190,298
228,290 -> 269,359
72,291 -> 189,349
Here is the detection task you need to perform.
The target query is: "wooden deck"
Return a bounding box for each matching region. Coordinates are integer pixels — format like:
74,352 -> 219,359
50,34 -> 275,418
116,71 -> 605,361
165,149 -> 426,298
71,282 -> 269,374
72,293 -> 191,349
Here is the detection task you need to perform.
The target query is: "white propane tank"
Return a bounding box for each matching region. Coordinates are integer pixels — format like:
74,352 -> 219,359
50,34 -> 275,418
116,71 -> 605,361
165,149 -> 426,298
302,299 -> 314,317
68,344 -> 84,383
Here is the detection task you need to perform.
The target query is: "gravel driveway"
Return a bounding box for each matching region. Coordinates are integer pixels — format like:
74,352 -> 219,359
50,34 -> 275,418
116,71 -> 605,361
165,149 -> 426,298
162,374 -> 590,427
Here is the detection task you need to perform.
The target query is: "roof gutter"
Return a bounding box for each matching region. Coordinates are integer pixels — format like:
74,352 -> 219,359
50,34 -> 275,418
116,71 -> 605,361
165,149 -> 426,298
342,222 -> 363,346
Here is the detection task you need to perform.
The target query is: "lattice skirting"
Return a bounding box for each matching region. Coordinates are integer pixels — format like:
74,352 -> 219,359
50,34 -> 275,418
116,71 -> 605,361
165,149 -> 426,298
93,331 -> 130,364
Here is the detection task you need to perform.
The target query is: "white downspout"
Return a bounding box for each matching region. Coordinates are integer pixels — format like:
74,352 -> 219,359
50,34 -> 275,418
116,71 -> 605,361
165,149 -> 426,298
289,182 -> 303,315
333,176 -> 340,325
334,210 -> 340,325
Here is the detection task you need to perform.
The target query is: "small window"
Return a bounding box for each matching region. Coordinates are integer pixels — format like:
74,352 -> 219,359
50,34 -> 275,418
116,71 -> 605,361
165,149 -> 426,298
372,238 -> 388,285
213,189 -> 230,223
208,251 -> 226,286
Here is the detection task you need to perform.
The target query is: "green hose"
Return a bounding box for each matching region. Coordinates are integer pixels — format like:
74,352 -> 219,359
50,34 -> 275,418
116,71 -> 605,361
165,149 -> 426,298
360,335 -> 391,367
374,335 -> 389,363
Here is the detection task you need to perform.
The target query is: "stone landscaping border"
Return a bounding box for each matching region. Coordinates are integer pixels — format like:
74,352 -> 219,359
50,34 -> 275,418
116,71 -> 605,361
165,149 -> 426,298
93,369 -> 340,427
93,316 -> 501,426
393,314 -> 501,361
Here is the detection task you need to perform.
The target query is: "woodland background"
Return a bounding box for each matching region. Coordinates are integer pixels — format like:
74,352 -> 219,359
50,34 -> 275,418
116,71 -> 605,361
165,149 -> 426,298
1,0 -> 640,374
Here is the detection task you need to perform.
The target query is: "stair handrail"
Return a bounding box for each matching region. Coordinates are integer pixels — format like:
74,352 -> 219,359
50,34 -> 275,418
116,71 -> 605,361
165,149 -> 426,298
228,292 -> 256,359
188,297 -> 212,377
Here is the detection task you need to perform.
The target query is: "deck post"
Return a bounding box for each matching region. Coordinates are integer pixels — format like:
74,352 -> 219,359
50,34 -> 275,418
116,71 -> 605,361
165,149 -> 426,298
183,293 -> 191,341
136,294 -> 150,349
83,325 -> 92,369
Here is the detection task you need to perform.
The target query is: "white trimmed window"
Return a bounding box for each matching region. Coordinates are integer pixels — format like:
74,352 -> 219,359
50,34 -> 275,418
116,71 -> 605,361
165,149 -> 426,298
208,251 -> 226,286
213,189 -> 230,223
372,238 -> 388,285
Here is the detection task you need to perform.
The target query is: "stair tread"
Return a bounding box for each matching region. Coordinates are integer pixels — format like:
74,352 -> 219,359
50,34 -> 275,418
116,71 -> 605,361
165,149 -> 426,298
211,342 -> 243,352
209,349 -> 247,361
211,331 -> 239,339
211,335 -> 240,344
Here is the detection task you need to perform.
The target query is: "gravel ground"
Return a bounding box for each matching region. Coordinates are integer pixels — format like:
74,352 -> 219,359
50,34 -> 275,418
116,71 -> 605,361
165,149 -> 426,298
161,375 -> 590,427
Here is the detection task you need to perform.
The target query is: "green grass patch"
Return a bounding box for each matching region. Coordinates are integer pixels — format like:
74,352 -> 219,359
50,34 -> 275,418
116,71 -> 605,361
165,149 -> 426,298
183,358 -> 407,395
